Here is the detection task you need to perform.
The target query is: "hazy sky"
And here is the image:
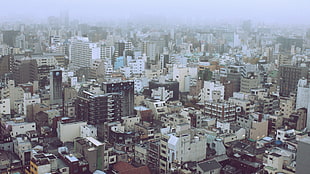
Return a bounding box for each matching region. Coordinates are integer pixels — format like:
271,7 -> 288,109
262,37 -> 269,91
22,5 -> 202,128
2,0 -> 310,25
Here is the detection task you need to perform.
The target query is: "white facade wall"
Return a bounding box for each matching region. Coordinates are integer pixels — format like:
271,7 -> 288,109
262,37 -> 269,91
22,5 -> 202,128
23,93 -> 41,115
80,125 -> 97,138
58,121 -> 87,143
168,134 -> 206,163
200,81 -> 224,102
122,116 -> 140,132
10,122 -> 36,137
35,56 -> 58,66
0,98 -> 10,115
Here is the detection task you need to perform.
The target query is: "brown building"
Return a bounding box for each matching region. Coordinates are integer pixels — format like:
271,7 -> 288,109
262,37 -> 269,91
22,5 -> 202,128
26,103 -> 49,122
0,55 -> 13,78
284,108 -> 307,130
13,58 -> 38,85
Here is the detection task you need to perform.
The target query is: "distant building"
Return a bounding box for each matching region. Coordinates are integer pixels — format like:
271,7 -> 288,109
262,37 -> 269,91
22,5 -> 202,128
279,65 -> 308,97
70,36 -> 100,69
149,78 -> 179,101
0,55 -> 13,78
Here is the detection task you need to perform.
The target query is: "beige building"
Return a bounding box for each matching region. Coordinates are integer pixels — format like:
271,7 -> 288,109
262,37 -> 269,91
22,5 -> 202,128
57,120 -> 87,143
250,120 -> 268,140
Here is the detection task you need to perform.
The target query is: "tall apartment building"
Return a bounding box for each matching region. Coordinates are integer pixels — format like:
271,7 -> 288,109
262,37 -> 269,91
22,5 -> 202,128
70,37 -> 100,69
101,80 -> 134,117
12,58 -> 38,85
76,91 -> 122,125
279,65 -> 308,97
296,78 -> 310,129
50,70 -> 62,105
0,55 -> 13,78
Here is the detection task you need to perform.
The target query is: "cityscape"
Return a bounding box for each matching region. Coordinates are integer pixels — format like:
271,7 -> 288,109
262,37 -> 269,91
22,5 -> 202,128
1,0 -> 310,174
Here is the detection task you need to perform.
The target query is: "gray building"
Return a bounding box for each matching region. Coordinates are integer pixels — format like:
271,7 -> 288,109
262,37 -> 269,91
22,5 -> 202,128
296,137 -> 310,174
50,70 -> 62,105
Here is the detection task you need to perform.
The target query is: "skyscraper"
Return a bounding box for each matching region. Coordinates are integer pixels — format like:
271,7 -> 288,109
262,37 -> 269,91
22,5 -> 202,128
50,70 -> 62,105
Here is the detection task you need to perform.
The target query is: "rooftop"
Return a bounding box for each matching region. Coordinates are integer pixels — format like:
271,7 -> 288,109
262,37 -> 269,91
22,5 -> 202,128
197,160 -> 222,172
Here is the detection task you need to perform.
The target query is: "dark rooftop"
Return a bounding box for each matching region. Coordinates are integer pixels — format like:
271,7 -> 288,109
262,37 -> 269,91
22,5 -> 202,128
197,160 -> 222,172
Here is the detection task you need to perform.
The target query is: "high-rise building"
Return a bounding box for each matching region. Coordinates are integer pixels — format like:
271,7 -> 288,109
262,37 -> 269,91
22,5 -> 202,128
296,137 -> 310,174
13,58 -> 38,85
279,65 -> 308,97
50,70 -> 62,105
70,37 -> 100,69
0,55 -> 13,78
76,91 -> 122,125
101,80 -> 134,117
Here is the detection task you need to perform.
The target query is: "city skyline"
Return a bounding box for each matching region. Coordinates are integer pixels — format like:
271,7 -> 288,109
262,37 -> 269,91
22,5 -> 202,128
1,0 -> 310,25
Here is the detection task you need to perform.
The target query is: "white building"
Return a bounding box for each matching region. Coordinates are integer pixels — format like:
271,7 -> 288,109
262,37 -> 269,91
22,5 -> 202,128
35,55 -> 58,67
13,136 -> 32,165
70,36 -> 101,69
4,118 -> 36,138
122,116 -> 140,132
167,132 -> 206,163
151,87 -> 173,101
23,93 -> 41,115
57,120 -> 87,143
0,98 -> 10,115
199,81 -> 224,102
80,124 -> 97,138
296,78 -> 310,129
172,65 -> 198,92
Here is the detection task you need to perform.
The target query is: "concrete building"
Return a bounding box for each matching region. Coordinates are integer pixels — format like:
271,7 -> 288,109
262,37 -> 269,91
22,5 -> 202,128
229,92 -> 255,115
101,80 -> 134,117
296,136 -> 310,174
240,75 -> 260,93
74,137 -> 114,172
149,78 -> 179,101
57,119 -> 87,143
13,58 -> 38,85
13,136 -> 32,165
25,153 -> 66,174
279,95 -> 296,118
2,118 -> 36,138
199,81 -> 224,102
80,124 -> 97,138
296,78 -> 310,129
279,65 -> 308,97
0,55 -> 13,78
144,99 -> 169,120
76,91 -> 122,125
167,131 -> 207,171
0,98 -> 10,116
204,100 -> 238,122
70,36 -> 100,69
50,70 -> 63,105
